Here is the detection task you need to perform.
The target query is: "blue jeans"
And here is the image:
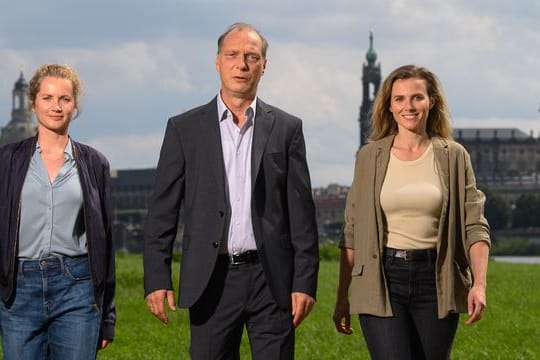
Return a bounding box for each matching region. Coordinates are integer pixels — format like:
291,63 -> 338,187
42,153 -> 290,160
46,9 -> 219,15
0,255 -> 102,360
359,250 -> 459,360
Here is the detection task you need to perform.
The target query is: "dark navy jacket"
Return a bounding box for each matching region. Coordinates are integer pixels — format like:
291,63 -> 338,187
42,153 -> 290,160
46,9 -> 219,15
0,135 -> 116,341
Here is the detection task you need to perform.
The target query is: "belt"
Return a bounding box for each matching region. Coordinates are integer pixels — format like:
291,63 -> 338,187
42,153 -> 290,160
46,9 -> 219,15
220,250 -> 259,265
18,255 -> 88,272
384,247 -> 436,261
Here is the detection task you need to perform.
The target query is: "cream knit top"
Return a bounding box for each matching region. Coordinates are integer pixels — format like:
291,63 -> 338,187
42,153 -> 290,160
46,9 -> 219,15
380,143 -> 442,250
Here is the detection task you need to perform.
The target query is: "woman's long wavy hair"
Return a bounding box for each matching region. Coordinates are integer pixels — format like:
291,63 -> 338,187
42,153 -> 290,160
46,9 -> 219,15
369,64 -> 453,141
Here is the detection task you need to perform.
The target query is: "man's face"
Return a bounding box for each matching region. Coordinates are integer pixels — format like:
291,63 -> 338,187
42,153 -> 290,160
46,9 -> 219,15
216,28 -> 266,101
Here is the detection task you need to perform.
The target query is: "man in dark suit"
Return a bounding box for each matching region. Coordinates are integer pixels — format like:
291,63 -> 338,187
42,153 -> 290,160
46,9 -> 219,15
143,22 -> 319,359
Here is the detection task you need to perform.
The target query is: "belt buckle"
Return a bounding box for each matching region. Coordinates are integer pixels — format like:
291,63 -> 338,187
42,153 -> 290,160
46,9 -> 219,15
395,249 -> 410,260
229,253 -> 246,265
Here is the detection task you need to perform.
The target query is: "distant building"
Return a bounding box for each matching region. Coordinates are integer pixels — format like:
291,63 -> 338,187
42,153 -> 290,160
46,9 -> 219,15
313,184 -> 349,240
110,168 -> 183,252
110,168 -> 154,252
0,72 -> 37,146
454,128 -> 540,202
110,168 -> 156,211
358,30 -> 381,148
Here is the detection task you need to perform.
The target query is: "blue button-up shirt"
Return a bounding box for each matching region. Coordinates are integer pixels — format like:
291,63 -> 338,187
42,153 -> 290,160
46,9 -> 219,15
217,94 -> 257,255
18,139 -> 87,259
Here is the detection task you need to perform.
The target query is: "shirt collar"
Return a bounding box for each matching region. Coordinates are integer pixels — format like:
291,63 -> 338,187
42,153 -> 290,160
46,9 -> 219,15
36,138 -> 74,160
217,93 -> 257,124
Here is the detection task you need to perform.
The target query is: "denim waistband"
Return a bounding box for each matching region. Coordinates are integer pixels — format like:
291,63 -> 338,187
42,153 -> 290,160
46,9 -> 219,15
18,255 -> 88,273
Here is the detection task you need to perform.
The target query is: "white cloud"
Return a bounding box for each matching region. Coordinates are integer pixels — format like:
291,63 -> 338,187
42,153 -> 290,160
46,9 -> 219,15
261,43 -> 361,128
258,42 -> 363,186
86,133 -> 163,170
51,41 -> 196,95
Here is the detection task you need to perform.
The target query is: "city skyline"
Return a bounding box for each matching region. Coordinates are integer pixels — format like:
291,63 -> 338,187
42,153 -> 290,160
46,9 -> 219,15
1,0 -> 539,186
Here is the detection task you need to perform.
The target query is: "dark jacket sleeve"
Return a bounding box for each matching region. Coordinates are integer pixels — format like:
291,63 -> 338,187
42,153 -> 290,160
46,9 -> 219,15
100,158 -> 116,341
286,120 -> 319,298
143,118 -> 186,296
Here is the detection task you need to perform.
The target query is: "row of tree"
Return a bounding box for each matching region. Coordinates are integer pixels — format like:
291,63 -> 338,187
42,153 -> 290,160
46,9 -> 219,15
482,187 -> 540,230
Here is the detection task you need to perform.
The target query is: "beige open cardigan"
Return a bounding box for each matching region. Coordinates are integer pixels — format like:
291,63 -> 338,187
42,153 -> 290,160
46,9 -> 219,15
341,135 -> 490,319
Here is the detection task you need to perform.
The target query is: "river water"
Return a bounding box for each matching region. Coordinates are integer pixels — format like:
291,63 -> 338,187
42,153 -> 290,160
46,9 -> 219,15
491,256 -> 540,264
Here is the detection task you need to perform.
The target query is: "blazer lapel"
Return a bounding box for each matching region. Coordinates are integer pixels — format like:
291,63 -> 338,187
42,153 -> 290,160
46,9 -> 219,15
199,98 -> 227,193
432,137 -> 450,247
374,136 -> 393,252
433,137 -> 450,195
251,100 -> 275,191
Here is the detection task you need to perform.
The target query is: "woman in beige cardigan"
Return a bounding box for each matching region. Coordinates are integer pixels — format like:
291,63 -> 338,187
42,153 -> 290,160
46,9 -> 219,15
333,64 -> 490,359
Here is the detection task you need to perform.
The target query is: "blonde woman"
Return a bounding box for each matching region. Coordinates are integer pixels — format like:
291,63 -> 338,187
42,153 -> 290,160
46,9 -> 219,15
333,64 -> 490,359
0,64 -> 115,359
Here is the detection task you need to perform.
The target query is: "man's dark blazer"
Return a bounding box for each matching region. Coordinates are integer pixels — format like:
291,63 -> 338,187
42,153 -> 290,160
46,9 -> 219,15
143,97 -> 319,310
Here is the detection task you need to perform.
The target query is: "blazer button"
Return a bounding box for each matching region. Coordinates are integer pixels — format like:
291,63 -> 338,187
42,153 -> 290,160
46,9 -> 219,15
218,211 -> 225,217
372,254 -> 378,259
213,242 -> 220,248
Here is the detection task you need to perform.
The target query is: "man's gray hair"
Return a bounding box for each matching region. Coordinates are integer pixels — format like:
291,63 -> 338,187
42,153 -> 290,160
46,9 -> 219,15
217,22 -> 269,58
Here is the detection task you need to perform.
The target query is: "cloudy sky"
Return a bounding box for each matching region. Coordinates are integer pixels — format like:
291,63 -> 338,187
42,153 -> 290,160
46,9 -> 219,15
1,0 -> 539,186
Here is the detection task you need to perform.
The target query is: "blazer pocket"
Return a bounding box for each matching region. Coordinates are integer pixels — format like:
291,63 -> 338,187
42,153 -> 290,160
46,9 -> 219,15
351,264 -> 364,277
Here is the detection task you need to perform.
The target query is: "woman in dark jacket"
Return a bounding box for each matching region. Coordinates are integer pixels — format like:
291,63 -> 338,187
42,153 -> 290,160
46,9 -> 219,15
0,64 -> 115,359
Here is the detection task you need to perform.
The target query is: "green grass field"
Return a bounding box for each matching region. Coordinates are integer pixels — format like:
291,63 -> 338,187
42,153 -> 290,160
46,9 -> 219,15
1,252 -> 538,359
92,252 -> 540,359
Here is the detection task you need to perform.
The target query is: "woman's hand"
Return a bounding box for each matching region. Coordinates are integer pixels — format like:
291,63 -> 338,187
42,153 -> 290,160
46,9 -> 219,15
465,284 -> 486,325
333,297 -> 353,334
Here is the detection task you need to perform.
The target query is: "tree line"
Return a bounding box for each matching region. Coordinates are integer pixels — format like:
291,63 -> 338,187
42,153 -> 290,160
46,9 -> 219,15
482,187 -> 540,230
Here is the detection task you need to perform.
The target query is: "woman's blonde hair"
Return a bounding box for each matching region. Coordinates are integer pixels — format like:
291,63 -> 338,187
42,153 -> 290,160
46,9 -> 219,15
369,64 -> 453,141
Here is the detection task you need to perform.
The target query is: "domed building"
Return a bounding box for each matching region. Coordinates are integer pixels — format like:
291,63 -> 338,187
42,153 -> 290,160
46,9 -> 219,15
0,71 -> 37,146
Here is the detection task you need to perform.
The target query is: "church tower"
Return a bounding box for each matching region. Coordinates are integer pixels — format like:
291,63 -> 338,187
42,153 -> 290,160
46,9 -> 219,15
358,30 -> 381,147
0,71 -> 37,147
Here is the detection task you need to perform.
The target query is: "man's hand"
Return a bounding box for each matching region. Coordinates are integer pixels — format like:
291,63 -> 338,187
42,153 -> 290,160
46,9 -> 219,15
333,298 -> 353,335
99,339 -> 111,350
291,292 -> 315,327
145,289 -> 177,324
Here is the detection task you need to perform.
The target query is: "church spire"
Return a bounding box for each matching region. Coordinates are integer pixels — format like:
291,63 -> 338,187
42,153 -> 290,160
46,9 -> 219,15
366,29 -> 377,65
358,30 -> 382,147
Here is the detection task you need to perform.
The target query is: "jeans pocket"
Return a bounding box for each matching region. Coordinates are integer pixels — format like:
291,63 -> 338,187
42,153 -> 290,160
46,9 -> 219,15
64,258 -> 91,281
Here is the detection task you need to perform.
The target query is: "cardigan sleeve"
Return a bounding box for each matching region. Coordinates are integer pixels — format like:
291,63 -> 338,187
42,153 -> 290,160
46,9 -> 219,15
461,148 -> 491,250
341,151 -> 362,249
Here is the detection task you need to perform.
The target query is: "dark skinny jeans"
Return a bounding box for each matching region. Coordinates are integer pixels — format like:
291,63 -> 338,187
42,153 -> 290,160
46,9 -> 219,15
359,250 -> 459,360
